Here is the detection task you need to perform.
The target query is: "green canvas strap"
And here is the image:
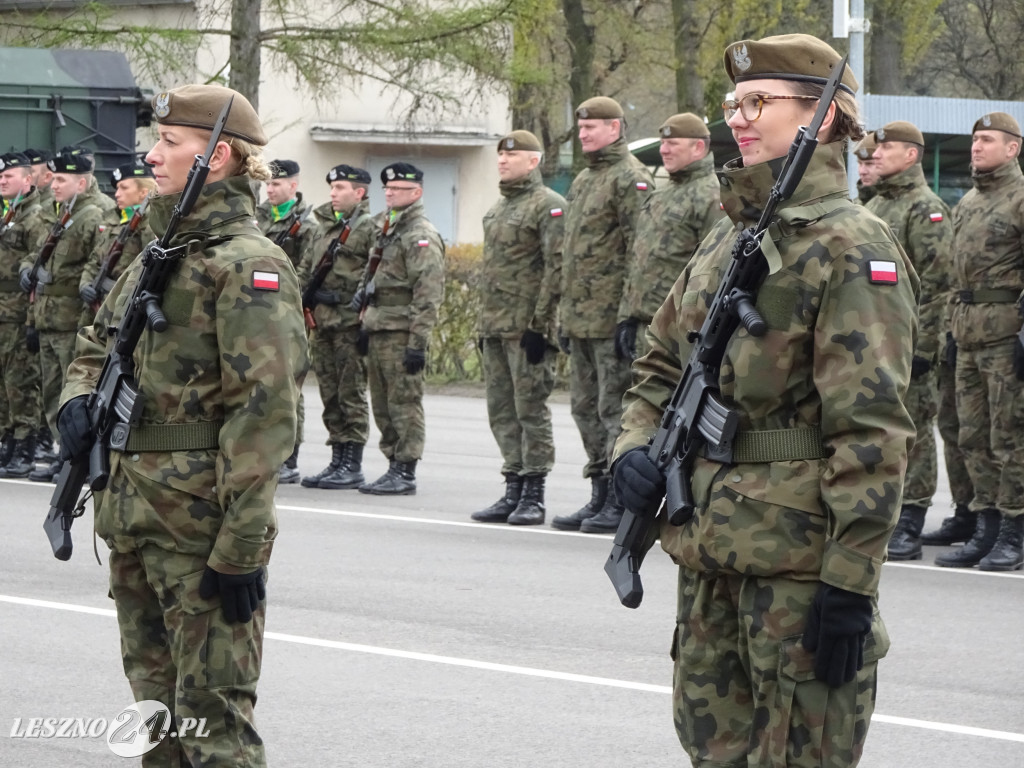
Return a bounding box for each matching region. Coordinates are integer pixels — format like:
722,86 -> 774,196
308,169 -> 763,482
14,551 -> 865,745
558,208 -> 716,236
123,421 -> 222,452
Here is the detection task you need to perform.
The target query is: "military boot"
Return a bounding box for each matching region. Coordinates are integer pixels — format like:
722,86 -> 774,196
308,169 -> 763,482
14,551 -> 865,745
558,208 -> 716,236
359,460 -> 417,495
319,443 -> 365,490
3,434 -> 37,478
887,504 -> 926,561
301,443 -> 344,488
920,504 -> 977,546
580,485 -> 625,534
508,475 -> 546,526
29,457 -> 61,483
978,516 -> 1024,572
551,476 -> 609,531
34,427 -> 56,463
279,445 -> 300,484
935,508 -> 1001,568
471,473 -> 524,523
0,431 -> 14,477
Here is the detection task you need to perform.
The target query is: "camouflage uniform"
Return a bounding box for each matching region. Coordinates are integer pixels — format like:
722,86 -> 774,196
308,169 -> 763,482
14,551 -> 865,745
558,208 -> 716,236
79,208 -> 154,326
560,136 -> 653,478
361,201 -> 445,463
478,167 -> 564,476
615,143 -> 918,766
61,176 -> 308,768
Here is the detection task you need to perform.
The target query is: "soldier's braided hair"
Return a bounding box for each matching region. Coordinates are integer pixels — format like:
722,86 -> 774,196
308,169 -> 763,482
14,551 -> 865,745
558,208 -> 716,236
789,81 -> 865,144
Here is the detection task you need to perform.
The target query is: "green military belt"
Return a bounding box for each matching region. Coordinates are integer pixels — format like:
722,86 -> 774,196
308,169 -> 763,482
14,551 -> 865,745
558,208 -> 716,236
124,421 -> 222,452
372,288 -> 414,307
35,283 -> 81,298
956,288 -> 1021,304
728,426 -> 826,463
0,279 -> 21,292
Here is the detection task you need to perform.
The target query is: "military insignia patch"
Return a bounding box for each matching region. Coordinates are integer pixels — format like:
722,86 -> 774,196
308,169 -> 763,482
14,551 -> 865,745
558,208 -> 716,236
868,260 -> 898,284
876,128 -> 886,141
98,225 -> 106,233
732,43 -> 751,73
252,270 -> 280,291
577,108 -> 589,119
505,138 -> 515,150
385,168 -> 396,180
154,92 -> 171,119
328,169 -> 337,181
112,168 -> 122,181
550,208 -> 563,217
0,159 -> 5,171
417,239 -> 430,247
983,115 -> 992,127
636,182 -> 649,191
929,212 -> 944,222
661,126 -> 671,138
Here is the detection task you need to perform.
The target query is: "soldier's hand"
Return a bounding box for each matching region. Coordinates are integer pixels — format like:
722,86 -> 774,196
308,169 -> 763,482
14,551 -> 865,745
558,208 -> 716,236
80,284 -> 99,306
557,326 -> 571,355
25,326 -> 39,354
19,268 -> 33,294
520,330 -> 547,365
57,395 -> 94,462
403,347 -> 426,375
801,583 -> 873,688
910,355 -> 931,379
348,287 -> 366,312
943,332 -> 957,369
615,318 -> 639,361
613,446 -> 666,518
198,565 -> 266,624
1014,330 -> 1024,381
313,288 -> 341,306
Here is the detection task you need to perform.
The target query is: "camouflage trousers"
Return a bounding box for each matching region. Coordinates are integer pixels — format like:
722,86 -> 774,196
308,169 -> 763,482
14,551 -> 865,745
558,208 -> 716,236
109,546 -> 266,768
39,329 -> 77,439
956,342 -> 1024,517
902,369 -> 938,507
569,337 -> 631,478
481,336 -> 555,475
937,357 -> 973,506
673,569 -> 887,767
366,330 -> 425,462
310,325 -> 369,445
0,321 -> 39,438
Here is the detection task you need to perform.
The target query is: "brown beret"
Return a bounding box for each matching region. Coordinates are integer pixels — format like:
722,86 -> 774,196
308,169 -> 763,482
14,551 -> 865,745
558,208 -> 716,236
659,113 -> 709,139
724,34 -> 858,96
497,130 -> 542,152
152,84 -> 267,146
973,112 -> 1022,139
853,133 -> 877,160
874,121 -> 924,146
575,96 -> 624,120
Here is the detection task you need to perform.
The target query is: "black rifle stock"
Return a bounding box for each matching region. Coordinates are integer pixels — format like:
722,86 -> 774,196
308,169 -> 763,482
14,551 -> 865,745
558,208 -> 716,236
273,206 -> 307,248
353,209 -> 394,324
88,195 -> 151,312
300,213 -> 354,330
604,56 -> 848,608
27,193 -> 77,302
45,97 -> 234,561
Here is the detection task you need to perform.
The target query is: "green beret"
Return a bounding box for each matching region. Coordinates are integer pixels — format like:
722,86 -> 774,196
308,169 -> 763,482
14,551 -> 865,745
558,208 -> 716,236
973,112 -> 1022,139
152,84 -> 267,146
724,34 -> 858,96
874,121 -> 923,146
575,96 -> 624,120
658,113 -> 709,139
853,133 -> 877,160
497,130 -> 542,152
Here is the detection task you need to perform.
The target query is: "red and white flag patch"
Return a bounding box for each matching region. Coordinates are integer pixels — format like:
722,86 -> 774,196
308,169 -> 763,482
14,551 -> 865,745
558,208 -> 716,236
636,182 -> 649,191
868,260 -> 898,284
417,239 -> 430,247
252,270 -> 280,291
929,212 -> 944,222
550,208 -> 563,217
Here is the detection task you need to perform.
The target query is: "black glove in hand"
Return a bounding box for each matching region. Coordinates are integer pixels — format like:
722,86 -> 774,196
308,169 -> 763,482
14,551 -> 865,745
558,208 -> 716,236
613,446 -> 666,517
19,268 -> 33,294
58,395 -> 94,461
25,326 -> 39,353
1014,331 -> 1024,381
348,287 -> 366,312
80,284 -> 99,306
614,318 -> 638,361
199,566 -> 266,623
943,332 -> 957,370
910,355 -> 931,379
801,584 -> 873,688
520,330 -> 547,365
403,347 -> 426,375
313,288 -> 341,306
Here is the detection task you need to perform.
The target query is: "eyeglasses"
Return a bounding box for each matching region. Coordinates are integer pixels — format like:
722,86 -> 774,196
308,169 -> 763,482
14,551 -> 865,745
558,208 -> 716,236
383,184 -> 419,192
721,94 -> 819,122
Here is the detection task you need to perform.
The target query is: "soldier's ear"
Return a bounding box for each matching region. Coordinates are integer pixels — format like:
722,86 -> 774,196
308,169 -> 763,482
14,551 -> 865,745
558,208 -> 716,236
208,140 -> 235,174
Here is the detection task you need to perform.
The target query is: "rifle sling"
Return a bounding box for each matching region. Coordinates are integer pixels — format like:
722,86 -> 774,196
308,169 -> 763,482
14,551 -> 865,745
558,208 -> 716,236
704,426 -> 825,464
122,421 -> 223,452
761,196 -> 849,274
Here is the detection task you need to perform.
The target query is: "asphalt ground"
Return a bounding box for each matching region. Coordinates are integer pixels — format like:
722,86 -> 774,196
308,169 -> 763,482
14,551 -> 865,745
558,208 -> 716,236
1,384 -> 1022,767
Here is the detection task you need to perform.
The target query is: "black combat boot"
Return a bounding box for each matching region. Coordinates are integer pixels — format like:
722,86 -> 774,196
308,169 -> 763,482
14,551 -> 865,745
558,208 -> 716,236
978,516 -> 1024,572
508,475 -> 546,526
3,433 -> 37,478
301,443 -> 344,488
471,473 -> 524,523
920,504 -> 977,546
29,456 -> 61,483
319,443 -> 365,490
580,485 -> 625,533
935,508 -> 1001,568
551,476 -> 609,531
34,427 -> 55,463
887,504 -> 926,561
0,431 -> 14,477
359,460 -> 417,495
278,445 -> 300,484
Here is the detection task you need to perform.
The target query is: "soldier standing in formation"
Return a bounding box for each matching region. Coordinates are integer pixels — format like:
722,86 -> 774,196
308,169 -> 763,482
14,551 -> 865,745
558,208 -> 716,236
24,148 -> 54,215
865,121 -> 953,560
612,34 -> 917,765
617,112 -> 723,362
356,162 -> 445,495
299,164 -> 376,490
471,130 -> 564,526
59,83 -> 308,767
853,132 -> 878,204
551,95 -> 653,534
939,112 -> 1024,571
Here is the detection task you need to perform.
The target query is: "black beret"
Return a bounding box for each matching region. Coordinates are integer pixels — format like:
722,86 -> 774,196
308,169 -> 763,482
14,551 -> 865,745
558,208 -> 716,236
269,159 -> 300,178
326,164 -> 371,185
0,152 -> 33,171
111,162 -> 155,185
47,152 -> 94,174
22,148 -> 53,165
59,144 -> 92,158
381,162 -> 424,184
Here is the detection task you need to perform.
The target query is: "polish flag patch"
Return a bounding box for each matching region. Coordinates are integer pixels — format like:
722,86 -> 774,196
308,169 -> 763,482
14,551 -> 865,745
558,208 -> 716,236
868,260 -> 898,284
252,270 -> 280,291
417,239 -> 430,247
636,182 -> 649,191
550,208 -> 563,217
929,212 -> 944,222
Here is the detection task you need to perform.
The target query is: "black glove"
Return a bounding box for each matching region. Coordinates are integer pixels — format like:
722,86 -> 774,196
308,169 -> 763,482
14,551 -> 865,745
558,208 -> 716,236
943,332 -> 957,370
910,355 -> 931,379
1014,330 -> 1024,381
520,330 -> 546,365
25,326 -> 39,353
403,347 -> 426,375
613,446 -> 666,517
19,268 -> 33,294
313,288 -> 341,306
348,287 -> 366,313
557,326 -> 571,355
80,284 -> 99,306
801,583 -> 873,688
198,566 -> 266,624
615,318 -> 639,361
58,395 -> 94,462
356,329 -> 369,356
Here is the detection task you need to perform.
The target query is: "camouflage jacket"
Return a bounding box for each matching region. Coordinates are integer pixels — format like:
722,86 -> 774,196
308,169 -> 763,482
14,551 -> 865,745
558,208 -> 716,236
865,164 -> 952,361
619,152 -> 723,324
61,176 -> 309,573
615,142 -> 919,596
856,182 -> 876,206
297,199 -> 375,332
950,160 -> 1024,350
560,137 -> 654,337
80,209 -> 155,294
477,168 -> 565,340
257,192 -> 316,270
86,175 -> 118,217
359,200 -> 445,350
0,188 -> 47,323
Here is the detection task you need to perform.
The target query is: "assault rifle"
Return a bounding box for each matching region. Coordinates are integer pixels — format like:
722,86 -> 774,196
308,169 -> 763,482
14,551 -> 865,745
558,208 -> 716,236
44,97 -> 234,561
2,192 -> 23,232
87,194 -> 151,312
350,209 -> 395,348
604,56 -> 849,609
274,205 -> 307,248
300,212 -> 355,330
26,193 -> 77,300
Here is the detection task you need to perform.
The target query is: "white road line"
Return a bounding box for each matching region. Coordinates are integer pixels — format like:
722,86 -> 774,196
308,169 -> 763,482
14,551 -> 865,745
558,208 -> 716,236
3,593 -> 1023,743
